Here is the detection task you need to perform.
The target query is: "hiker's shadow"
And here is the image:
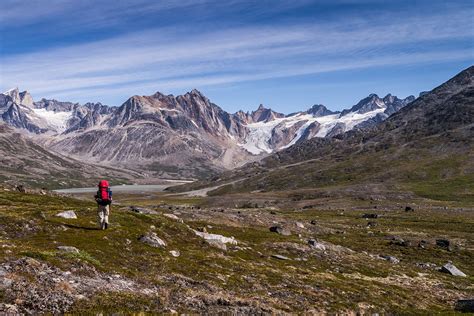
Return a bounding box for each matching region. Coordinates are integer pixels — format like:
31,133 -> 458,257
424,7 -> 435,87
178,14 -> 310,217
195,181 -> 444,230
62,223 -> 101,231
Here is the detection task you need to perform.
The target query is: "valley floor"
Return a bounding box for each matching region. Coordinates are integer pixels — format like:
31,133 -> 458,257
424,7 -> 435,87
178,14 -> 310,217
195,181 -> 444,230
0,187 -> 473,314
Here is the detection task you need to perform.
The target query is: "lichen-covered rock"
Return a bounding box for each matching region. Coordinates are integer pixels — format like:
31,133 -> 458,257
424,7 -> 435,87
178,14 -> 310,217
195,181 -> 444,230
138,232 -> 167,248
55,211 -> 77,219
440,263 -> 467,277
269,225 -> 291,236
193,230 -> 237,251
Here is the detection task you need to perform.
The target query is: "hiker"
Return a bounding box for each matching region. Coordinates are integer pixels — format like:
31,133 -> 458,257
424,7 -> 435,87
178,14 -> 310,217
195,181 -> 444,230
94,180 -> 113,230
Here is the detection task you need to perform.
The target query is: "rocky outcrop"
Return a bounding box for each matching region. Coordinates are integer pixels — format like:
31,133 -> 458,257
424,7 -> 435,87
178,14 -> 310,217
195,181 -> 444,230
55,211 -> 77,219
139,232 -> 167,248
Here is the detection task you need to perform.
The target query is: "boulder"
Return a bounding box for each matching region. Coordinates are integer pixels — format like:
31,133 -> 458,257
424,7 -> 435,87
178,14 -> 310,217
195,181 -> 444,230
55,211 -> 77,219
390,236 -> 410,247
57,246 -> 80,253
362,213 -> 379,219
380,255 -> 400,264
269,225 -> 291,236
440,263 -> 467,277
296,222 -> 305,229
308,239 -> 326,251
138,232 -> 167,248
193,230 -> 237,251
455,299 -> 474,313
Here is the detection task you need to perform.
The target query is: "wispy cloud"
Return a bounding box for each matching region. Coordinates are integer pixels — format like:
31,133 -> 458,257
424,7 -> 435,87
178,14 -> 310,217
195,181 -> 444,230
0,1 -> 473,106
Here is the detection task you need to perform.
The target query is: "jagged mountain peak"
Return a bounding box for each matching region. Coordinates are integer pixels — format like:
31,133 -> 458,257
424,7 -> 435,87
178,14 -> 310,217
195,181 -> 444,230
190,88 -> 204,95
2,88 -> 33,107
250,104 -> 284,123
306,104 -> 336,117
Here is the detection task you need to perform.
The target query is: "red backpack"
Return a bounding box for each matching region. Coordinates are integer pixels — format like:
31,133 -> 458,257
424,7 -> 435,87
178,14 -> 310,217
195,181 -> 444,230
98,180 -> 110,201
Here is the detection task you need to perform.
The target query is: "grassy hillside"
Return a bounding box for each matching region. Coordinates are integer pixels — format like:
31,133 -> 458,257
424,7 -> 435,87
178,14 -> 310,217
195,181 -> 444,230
0,189 -> 473,313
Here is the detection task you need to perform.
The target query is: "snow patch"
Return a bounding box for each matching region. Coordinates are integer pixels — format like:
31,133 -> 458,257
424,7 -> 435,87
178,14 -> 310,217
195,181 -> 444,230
240,108 -> 386,155
32,108 -> 73,133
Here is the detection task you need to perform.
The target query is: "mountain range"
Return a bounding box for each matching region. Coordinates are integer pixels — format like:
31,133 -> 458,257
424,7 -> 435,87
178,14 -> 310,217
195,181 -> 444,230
0,85 -> 416,181
174,66 -> 474,201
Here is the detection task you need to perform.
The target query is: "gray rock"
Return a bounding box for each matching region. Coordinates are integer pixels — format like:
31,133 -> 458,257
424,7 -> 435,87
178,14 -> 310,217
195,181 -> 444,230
380,255 -> 400,264
390,236 -> 410,247
57,246 -> 80,253
269,225 -> 291,236
416,262 -> 437,269
436,239 -> 451,250
455,299 -> 474,313
295,222 -> 305,229
163,213 -> 184,223
272,254 -> 290,260
169,250 -> 180,257
440,263 -> 467,277
138,232 -> 167,248
308,239 -> 327,251
130,206 -> 159,215
193,230 -> 237,251
206,239 -> 227,251
55,210 -> 77,219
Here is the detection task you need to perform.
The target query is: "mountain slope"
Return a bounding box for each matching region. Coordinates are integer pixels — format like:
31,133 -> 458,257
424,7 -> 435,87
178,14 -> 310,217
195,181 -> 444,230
48,90 -> 252,178
0,123 -> 137,188
175,66 -> 474,202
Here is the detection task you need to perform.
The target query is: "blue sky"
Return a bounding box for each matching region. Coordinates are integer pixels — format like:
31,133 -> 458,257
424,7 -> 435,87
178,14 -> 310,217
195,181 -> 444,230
0,0 -> 473,113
